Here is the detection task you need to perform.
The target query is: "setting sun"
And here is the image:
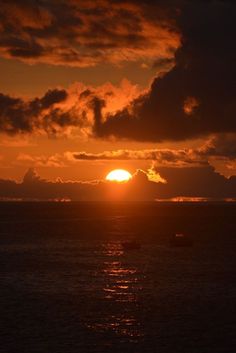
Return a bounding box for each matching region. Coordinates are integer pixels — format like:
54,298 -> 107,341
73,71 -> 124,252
106,169 -> 132,182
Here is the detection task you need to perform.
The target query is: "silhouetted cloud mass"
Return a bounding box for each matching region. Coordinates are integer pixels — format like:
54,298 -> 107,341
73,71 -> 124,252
93,1 -> 236,141
0,80 -> 142,136
1,166 -> 236,201
0,88 -> 72,135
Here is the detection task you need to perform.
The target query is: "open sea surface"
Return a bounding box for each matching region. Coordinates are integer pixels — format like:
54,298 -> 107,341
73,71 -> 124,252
0,202 -> 236,353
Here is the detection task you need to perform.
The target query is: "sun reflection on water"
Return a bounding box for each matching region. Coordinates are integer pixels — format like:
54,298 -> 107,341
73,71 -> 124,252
87,241 -> 143,343
87,241 -> 144,343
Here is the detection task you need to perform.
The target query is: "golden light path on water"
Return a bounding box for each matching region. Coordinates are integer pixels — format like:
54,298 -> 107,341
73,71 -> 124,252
103,241 -> 144,340
86,238 -> 145,344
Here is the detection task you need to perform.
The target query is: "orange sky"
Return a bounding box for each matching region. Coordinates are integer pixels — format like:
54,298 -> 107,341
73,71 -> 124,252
0,0 -> 235,200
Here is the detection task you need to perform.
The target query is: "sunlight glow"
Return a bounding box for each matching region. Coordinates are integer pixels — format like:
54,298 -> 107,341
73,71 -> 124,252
106,169 -> 132,182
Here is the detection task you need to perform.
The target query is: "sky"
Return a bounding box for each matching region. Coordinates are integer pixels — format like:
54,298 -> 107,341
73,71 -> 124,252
0,0 -> 235,201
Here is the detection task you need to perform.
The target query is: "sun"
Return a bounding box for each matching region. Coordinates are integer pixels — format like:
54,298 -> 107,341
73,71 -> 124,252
106,169 -> 132,182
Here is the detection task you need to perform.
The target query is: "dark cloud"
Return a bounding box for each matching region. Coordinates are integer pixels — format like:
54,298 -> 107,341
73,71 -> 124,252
73,133 -> 236,168
0,80 -> 142,136
156,166 -> 236,200
0,88 -> 83,135
40,89 -> 68,109
93,1 -> 236,141
0,0 -> 179,67
1,166 -> 236,201
5,38 -> 44,58
73,148 -> 205,167
0,168 -> 160,201
200,134 -> 236,160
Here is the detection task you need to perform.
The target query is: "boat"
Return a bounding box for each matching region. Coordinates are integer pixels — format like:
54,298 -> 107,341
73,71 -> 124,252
170,233 -> 193,247
121,240 -> 141,251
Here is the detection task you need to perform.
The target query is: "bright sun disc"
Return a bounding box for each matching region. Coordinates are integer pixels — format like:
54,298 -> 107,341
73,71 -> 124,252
106,169 -> 132,182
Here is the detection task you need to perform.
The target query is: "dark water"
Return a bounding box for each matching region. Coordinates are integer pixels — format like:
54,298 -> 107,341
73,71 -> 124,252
1,202 -> 236,353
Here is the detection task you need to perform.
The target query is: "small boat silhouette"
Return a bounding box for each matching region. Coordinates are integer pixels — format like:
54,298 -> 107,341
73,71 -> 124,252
121,240 -> 141,251
170,233 -> 193,247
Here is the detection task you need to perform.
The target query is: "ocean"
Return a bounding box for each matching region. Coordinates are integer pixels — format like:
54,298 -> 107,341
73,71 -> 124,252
0,202 -> 236,353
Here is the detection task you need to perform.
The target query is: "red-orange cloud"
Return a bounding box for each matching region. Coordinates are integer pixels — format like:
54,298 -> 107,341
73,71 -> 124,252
0,1 -> 180,67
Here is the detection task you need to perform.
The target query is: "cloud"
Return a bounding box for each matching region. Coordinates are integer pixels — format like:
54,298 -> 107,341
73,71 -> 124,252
16,153 -> 66,168
0,1 -> 180,67
73,134 -> 236,169
10,131 -> 231,179
0,88 -> 73,135
73,133 -> 236,177
0,1 -> 234,144
155,165 -> 236,200
22,167 -> 45,184
73,148 -> 206,167
199,134 -> 236,178
200,134 -> 236,160
0,167 -> 162,201
12,132 -> 236,180
0,79 -> 142,136
1,165 -> 236,201
92,1 -> 236,141
0,136 -> 36,147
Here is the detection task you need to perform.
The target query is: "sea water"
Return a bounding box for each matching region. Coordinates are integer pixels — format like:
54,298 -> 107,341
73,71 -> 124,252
0,202 -> 236,353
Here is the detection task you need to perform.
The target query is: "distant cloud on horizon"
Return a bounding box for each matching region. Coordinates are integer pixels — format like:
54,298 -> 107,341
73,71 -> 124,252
1,165 -> 236,202
72,134 -> 236,174
12,133 -> 236,179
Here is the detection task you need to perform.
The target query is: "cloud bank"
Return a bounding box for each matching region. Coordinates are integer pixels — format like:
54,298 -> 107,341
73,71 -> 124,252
0,1 -> 234,148
73,148 -> 205,167
0,0 -> 179,67
0,79 -> 142,136
0,88 -> 72,135
92,1 -> 236,141
73,134 -> 236,169
1,166 -> 236,202
13,134 -> 236,178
